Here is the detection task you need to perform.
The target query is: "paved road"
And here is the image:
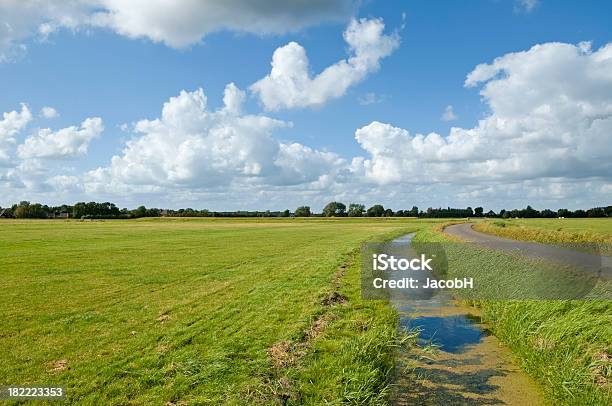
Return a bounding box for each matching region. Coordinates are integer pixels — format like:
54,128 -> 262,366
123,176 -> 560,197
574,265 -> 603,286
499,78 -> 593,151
444,223 -> 611,278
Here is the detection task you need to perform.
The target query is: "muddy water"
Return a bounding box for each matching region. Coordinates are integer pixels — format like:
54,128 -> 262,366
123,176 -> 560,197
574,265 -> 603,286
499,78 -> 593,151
388,234 -> 545,405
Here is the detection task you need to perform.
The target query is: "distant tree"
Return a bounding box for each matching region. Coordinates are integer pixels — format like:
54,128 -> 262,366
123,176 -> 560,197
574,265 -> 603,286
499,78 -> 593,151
176,208 -> 210,217
295,206 -> 311,217
132,206 -> 148,218
522,205 -> 539,218
6,198 -> 608,220
347,203 -> 365,217
420,206 -> 480,218
557,208 -> 571,218
147,208 -> 161,217
322,201 -> 346,217
13,205 -> 28,219
30,204 -> 48,218
13,201 -> 47,219
73,202 -> 86,219
586,207 -> 605,217
73,201 -> 123,218
367,204 -> 385,217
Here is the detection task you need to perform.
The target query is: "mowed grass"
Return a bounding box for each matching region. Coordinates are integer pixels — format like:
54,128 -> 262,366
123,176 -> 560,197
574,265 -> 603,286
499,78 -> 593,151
507,218 -> 612,235
473,218 -> 612,249
3,217 -> 610,404
0,217 -> 440,404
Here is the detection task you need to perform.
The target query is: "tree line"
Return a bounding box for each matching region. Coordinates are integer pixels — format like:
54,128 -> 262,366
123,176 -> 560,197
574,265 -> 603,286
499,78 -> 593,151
316,202 -> 611,218
0,201 -> 159,219
0,200 -> 610,219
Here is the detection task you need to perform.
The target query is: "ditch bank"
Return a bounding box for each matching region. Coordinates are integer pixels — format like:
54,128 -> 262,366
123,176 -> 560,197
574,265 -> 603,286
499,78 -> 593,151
387,233 -> 544,405
437,223 -> 612,404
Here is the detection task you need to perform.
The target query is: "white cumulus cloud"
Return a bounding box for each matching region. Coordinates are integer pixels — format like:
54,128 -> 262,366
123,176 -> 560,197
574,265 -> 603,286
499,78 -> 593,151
250,17 -> 399,110
0,103 -> 32,165
0,0 -> 357,61
18,117 -> 103,159
0,1 -> 95,62
515,0 -> 540,13
40,106 -> 59,118
3,40 -> 612,211
441,105 -> 457,122
354,41 -> 612,186
358,92 -> 385,105
84,85 -> 345,194
0,103 -> 32,139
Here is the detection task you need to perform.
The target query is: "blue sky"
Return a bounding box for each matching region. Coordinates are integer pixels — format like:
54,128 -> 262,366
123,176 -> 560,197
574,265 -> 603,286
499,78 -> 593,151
1,0 -> 611,211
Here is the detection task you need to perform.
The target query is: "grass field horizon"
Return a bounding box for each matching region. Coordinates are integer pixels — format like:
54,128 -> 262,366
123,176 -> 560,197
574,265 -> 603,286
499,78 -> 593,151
0,217 -> 447,404
2,217 -> 610,404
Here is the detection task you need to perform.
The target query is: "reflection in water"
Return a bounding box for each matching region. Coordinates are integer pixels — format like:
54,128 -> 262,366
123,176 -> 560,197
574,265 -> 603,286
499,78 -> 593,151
390,233 -> 485,353
402,315 -> 486,353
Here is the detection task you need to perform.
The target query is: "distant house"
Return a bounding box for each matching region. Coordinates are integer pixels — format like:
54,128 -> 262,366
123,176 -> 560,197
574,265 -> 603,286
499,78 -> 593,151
0,209 -> 13,218
51,211 -> 70,219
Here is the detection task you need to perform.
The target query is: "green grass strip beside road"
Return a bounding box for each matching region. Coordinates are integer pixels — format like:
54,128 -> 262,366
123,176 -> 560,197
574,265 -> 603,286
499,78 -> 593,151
416,226 -> 612,405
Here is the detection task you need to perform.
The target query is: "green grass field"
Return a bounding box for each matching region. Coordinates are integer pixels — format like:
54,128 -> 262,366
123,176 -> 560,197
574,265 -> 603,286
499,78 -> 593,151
1,217 -> 610,405
0,217 -> 448,404
421,221 -> 612,405
473,218 -> 612,248
505,218 -> 612,235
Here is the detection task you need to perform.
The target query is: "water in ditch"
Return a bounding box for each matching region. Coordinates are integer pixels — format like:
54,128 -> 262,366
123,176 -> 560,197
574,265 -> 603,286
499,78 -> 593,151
388,234 -> 544,405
